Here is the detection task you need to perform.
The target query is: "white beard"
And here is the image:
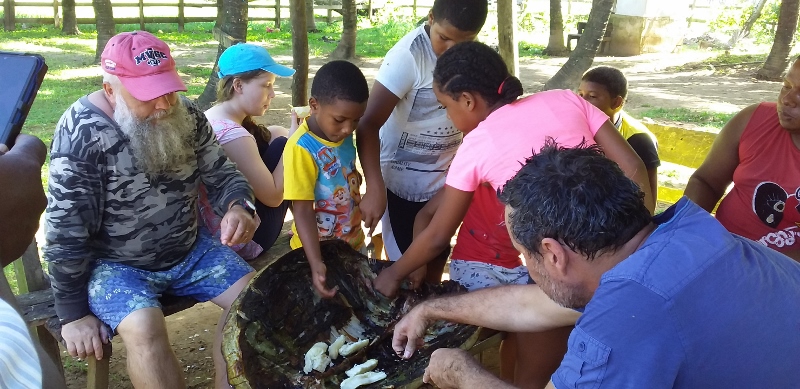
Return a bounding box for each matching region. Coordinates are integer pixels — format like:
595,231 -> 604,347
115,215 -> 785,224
114,94 -> 195,175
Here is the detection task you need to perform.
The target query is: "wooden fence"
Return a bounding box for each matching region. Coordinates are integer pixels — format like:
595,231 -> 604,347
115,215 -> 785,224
1,0 -> 431,31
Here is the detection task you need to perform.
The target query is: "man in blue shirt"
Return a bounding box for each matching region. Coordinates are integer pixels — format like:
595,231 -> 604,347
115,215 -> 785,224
392,140 -> 800,388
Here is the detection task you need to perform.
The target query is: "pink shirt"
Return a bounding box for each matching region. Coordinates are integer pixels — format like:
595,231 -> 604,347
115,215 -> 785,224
447,89 -> 608,192
211,118 -> 256,144
198,118 -> 263,260
448,90 -> 609,266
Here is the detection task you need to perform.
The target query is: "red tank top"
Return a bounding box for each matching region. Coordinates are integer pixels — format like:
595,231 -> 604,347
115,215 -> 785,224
451,184 -> 523,268
715,102 -> 800,253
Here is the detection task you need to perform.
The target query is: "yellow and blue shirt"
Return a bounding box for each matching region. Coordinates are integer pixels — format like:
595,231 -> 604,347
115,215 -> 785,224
284,121 -> 365,250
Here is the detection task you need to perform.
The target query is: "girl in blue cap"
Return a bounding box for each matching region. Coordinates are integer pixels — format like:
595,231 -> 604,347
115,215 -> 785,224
199,43 -> 297,258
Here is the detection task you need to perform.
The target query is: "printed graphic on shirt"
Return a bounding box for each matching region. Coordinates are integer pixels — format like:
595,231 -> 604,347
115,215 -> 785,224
394,127 -> 463,166
752,181 -> 800,248
753,182 -> 789,227
408,87 -> 442,122
296,134 -> 363,247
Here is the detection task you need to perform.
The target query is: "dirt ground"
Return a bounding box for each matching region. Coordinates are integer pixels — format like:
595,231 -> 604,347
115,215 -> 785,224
60,49 -> 782,388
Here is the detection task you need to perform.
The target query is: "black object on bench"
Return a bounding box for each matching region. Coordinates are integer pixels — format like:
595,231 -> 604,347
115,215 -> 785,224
567,21 -> 614,53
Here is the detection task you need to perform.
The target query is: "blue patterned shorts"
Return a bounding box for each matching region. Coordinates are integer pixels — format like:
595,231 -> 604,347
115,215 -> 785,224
449,259 -> 531,292
87,228 -> 254,331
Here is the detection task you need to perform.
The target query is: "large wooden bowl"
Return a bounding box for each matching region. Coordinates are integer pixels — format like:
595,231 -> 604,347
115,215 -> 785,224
222,240 -> 480,389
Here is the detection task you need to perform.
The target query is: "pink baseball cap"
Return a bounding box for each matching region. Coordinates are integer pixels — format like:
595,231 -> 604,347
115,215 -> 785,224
100,31 -> 187,101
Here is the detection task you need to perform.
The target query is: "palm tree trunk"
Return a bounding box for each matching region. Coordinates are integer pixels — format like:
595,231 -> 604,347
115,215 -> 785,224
331,0 -> 356,59
542,0 -> 613,91
756,0 -> 800,81
291,0 -> 309,106
544,0 -> 568,56
730,0 -> 768,45
61,0 -> 80,35
93,0 -> 115,62
196,0 -> 248,109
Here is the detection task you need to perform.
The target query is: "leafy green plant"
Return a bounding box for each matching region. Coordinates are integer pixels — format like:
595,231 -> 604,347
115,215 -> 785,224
3,267 -> 19,295
518,11 -> 546,34
519,41 -> 546,57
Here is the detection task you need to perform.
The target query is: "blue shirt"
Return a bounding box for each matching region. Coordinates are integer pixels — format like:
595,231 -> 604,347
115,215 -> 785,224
553,197 -> 800,388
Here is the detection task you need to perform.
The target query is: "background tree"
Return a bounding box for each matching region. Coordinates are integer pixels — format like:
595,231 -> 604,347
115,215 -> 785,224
756,0 -> 799,80
331,0 -> 357,59
196,0 -> 249,109
729,0 -> 768,47
544,0 -> 568,56
306,0 -> 318,32
92,0 -> 115,62
291,0 -> 310,105
61,0 -> 80,35
542,0 -> 613,90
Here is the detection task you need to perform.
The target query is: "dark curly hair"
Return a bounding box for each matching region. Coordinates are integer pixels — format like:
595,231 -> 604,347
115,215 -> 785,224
431,0 -> 488,32
581,66 -> 628,100
311,60 -> 369,105
498,139 -> 651,261
433,41 -> 524,108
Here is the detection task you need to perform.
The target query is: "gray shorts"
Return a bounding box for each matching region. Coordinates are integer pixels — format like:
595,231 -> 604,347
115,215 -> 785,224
448,259 -> 531,291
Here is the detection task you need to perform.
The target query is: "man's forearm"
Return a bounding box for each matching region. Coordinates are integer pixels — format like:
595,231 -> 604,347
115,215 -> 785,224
421,284 -> 581,333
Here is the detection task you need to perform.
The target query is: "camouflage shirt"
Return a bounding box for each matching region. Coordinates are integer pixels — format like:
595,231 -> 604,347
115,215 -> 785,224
43,95 -> 253,323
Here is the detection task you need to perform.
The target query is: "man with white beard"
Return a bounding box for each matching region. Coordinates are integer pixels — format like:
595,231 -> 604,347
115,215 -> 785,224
43,31 -> 258,388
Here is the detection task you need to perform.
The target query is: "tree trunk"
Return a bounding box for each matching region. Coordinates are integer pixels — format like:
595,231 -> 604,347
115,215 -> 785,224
497,0 -> 519,77
93,0 -> 115,62
61,0 -> 80,35
291,0 -> 309,106
331,0 -> 356,59
306,0 -> 317,32
542,0 -> 613,91
729,0 -> 768,47
756,0 -> 800,81
196,0 -> 248,109
544,0 -> 568,56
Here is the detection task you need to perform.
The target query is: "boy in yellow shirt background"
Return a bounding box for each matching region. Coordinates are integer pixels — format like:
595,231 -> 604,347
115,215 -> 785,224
284,61 -> 369,298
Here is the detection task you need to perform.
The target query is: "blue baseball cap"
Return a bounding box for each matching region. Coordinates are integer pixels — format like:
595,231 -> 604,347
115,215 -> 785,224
217,43 -> 295,78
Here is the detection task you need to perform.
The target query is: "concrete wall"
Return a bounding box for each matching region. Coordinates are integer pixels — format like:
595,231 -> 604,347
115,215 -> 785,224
608,14 -> 682,56
643,122 -> 718,205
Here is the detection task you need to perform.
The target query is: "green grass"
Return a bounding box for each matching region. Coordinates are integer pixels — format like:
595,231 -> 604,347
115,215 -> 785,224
667,52 -> 778,73
640,107 -> 735,129
3,267 -> 19,295
519,41 -> 546,57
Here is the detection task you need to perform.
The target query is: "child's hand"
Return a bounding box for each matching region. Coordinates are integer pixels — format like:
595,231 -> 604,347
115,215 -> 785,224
359,188 -> 386,237
373,267 -> 402,298
408,266 -> 427,290
288,110 -> 301,137
310,261 -> 338,298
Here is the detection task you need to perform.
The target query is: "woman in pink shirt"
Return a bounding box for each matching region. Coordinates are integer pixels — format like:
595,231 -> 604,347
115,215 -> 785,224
373,41 -> 653,388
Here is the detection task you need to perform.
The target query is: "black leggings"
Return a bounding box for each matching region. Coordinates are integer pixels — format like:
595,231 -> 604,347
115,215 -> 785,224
252,136 -> 290,251
386,189 -> 450,280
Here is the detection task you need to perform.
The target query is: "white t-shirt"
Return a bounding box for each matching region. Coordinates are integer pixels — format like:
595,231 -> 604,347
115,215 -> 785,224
0,299 -> 42,389
376,25 -> 462,202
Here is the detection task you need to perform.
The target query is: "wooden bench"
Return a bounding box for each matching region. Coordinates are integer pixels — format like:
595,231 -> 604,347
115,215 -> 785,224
567,21 -> 614,53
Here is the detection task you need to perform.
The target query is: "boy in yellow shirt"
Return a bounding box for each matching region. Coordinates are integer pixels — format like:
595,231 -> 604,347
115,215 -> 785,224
578,66 -> 661,199
284,61 -> 369,298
